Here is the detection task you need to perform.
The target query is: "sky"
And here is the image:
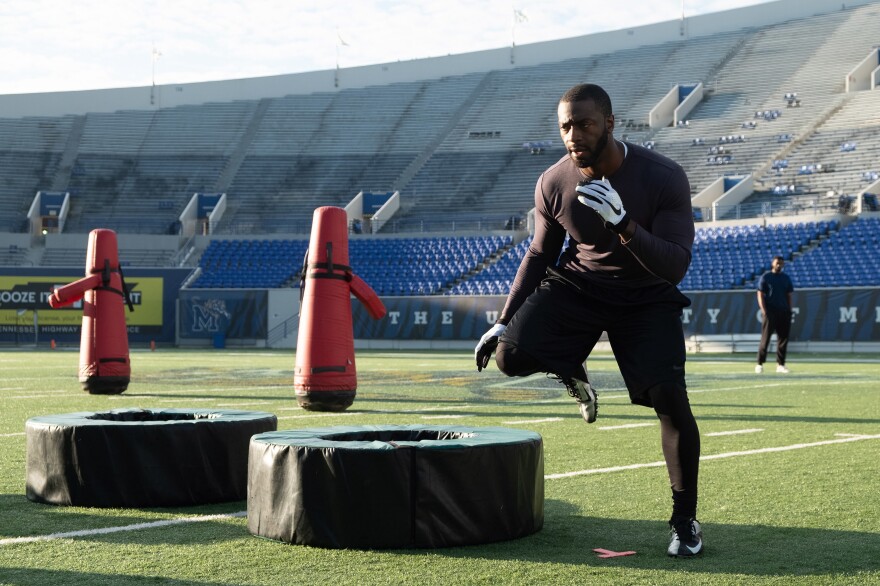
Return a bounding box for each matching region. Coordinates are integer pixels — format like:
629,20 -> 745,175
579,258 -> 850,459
0,0 -> 768,96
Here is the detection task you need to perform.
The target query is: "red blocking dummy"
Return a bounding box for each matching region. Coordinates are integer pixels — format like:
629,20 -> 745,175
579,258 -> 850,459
295,207 -> 385,411
49,229 -> 132,394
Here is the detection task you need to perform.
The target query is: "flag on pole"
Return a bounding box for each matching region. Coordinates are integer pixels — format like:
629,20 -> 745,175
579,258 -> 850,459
514,8 -> 528,23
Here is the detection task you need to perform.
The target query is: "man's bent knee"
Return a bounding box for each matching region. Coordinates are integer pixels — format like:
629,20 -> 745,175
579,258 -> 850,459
495,342 -> 542,377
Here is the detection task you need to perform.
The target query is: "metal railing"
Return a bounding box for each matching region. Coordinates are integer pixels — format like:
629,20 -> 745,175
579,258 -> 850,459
266,313 -> 299,347
696,197 -> 847,223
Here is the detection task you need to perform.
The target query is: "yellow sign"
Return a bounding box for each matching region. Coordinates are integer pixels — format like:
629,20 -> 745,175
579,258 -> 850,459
0,276 -> 163,326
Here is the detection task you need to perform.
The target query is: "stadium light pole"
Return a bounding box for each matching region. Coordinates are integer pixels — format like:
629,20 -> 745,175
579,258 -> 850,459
151,46 -> 162,105
680,0 -> 687,37
335,28 -> 349,88
511,8 -> 528,64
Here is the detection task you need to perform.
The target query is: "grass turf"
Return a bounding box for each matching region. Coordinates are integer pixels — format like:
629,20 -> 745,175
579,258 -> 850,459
1,348 -> 878,585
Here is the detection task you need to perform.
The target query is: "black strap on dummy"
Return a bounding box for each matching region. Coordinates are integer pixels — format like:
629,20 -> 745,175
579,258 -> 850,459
118,263 -> 135,312
306,242 -> 352,281
299,244 -> 352,307
93,259 -> 130,305
299,248 -> 309,304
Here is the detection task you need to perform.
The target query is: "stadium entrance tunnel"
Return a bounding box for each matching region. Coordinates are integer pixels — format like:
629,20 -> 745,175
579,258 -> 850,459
26,408 -> 277,508
247,424 -> 544,549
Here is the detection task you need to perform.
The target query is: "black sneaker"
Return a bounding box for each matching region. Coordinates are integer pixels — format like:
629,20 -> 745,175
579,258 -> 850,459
668,516 -> 703,557
551,376 -> 598,423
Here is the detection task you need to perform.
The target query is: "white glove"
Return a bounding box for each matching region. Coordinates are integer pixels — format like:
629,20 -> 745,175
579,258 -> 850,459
475,324 -> 506,372
576,178 -> 629,233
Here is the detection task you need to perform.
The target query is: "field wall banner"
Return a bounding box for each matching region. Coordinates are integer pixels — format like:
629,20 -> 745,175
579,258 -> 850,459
0,268 -> 191,344
353,288 -> 880,342
178,290 -> 268,339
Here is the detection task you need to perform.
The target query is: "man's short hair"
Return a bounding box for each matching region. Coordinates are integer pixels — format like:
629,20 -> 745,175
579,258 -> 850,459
560,84 -> 613,118
773,255 -> 785,263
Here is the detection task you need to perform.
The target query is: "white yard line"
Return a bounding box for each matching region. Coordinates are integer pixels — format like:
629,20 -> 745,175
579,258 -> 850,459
276,412 -> 358,420
546,433 -> 880,480
3,390 -> 68,399
705,428 -> 764,437
503,417 -> 564,425
0,512 -> 247,546
489,378 -> 855,398
598,422 -> 656,431
420,414 -> 469,420
112,386 -> 288,395
4,433 -> 877,546
369,405 -> 474,414
155,398 -> 215,403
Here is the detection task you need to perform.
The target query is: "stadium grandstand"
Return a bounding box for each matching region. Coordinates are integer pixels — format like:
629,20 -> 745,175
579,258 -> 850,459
1,0 -> 879,350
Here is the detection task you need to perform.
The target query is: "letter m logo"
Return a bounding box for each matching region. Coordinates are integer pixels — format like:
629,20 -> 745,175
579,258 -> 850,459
839,307 -> 857,323
192,305 -> 220,332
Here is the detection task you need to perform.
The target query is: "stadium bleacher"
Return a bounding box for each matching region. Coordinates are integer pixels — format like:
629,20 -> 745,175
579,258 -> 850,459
785,216 -> 880,287
191,235 -> 514,293
1,1 -> 879,294
444,218 -> 880,295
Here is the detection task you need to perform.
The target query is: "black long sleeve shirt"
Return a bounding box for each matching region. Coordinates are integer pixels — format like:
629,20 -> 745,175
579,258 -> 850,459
499,142 -> 695,324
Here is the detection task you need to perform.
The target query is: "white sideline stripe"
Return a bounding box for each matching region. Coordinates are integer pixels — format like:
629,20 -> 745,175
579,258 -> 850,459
0,432 -> 25,437
492,379 -> 854,399
492,380 -> 845,404
546,433 -> 880,480
156,398 -> 214,403
503,417 -> 564,425
369,405 -> 474,414
705,428 -> 764,437
276,412 -> 358,420
124,386 -> 287,395
276,403 -> 471,415
420,414 -> 469,420
0,511 -> 247,546
5,390 -> 68,399
598,423 -> 655,431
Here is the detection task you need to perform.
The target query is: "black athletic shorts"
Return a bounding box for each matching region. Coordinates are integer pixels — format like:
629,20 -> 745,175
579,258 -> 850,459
500,267 -> 692,406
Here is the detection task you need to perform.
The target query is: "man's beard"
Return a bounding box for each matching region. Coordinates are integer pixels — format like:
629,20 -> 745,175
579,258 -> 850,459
573,127 -> 609,169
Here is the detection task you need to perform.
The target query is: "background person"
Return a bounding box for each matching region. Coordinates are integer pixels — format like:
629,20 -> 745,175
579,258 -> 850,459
756,255 -> 794,373
474,83 -> 702,558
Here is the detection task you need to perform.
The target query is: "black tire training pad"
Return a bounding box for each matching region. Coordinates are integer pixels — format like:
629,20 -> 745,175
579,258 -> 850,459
247,424 -> 544,548
26,408 -> 277,507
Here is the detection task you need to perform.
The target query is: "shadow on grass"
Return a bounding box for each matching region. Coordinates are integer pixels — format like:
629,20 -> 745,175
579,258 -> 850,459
0,568 -> 225,586
429,499 -> 880,578
3,495 -> 878,581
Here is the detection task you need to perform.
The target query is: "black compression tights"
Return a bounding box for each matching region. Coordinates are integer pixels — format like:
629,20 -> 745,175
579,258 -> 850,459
495,342 -> 588,380
649,382 -> 701,519
497,343 -> 699,518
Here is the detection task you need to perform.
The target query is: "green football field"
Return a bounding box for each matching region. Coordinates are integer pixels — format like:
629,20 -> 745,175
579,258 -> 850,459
1,348 -> 878,585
